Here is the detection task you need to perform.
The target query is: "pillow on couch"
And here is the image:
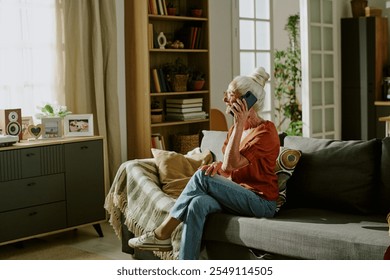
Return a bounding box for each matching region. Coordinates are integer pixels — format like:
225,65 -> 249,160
200,130 -> 228,162
380,137 -> 390,214
151,148 -> 213,198
284,137 -> 381,214
275,147 -> 302,212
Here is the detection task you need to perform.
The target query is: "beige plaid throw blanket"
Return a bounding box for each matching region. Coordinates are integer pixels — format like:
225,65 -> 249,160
104,159 -> 182,260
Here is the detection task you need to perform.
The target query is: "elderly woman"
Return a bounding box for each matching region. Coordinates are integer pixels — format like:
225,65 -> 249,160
128,67 -> 280,259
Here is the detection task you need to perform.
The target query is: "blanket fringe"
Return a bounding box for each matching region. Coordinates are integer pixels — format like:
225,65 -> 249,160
104,159 -> 181,260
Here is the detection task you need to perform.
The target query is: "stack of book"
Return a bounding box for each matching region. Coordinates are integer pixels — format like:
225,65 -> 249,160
151,133 -> 165,149
148,0 -> 168,15
165,98 -> 208,121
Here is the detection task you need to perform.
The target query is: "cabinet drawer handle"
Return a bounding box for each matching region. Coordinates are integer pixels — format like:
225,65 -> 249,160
29,211 -> 38,216
26,153 -> 35,157
27,182 -> 36,187
81,146 -> 89,150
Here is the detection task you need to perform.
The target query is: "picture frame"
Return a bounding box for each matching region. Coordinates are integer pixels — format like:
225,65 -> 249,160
21,116 -> 34,140
41,117 -> 63,139
63,114 -> 94,137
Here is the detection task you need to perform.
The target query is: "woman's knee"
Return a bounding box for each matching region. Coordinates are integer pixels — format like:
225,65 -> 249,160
188,195 -> 221,215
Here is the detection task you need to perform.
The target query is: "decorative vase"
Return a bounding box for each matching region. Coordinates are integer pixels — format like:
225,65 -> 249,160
350,0 -> 368,18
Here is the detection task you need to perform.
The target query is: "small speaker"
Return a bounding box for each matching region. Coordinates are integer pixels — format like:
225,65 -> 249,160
0,108 -> 22,140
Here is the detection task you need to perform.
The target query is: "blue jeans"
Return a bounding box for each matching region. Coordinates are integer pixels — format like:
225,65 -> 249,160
169,169 -> 276,260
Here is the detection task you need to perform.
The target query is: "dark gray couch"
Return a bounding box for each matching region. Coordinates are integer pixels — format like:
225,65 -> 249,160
201,135 -> 390,259
118,133 -> 390,260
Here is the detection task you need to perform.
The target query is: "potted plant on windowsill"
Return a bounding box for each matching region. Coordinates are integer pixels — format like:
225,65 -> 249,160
162,58 -> 190,92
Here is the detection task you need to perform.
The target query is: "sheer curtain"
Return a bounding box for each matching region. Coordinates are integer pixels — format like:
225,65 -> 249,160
0,0 -> 64,119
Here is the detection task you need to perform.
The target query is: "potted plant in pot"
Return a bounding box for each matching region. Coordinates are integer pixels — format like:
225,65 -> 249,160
189,70 -> 205,91
190,6 -> 203,17
162,58 -> 190,92
167,2 -> 176,16
151,98 -> 163,123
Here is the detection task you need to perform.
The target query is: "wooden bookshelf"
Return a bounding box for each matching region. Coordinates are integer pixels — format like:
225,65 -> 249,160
125,0 -> 210,158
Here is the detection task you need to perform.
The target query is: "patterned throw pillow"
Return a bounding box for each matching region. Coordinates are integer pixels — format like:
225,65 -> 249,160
275,147 -> 302,212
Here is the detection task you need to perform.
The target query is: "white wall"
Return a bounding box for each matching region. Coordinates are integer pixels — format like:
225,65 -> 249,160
208,0 -> 234,122
273,0 -> 300,50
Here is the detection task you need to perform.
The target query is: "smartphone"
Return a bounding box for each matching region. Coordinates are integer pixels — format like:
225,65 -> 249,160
230,91 -> 258,116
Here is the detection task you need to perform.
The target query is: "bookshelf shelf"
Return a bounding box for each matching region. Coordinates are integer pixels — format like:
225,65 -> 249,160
150,90 -> 209,96
149,49 -> 208,53
148,15 -> 208,22
151,119 -> 209,128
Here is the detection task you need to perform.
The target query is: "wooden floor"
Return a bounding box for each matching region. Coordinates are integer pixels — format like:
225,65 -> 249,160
0,221 -> 135,260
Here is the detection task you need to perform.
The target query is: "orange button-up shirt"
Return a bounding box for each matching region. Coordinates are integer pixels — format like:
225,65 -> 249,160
222,121 -> 280,201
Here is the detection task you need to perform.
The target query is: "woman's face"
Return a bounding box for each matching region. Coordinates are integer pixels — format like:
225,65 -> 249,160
223,82 -> 240,113
224,81 -> 244,116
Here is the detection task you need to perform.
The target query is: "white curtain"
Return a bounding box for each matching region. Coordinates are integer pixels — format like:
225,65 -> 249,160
0,0 -> 64,120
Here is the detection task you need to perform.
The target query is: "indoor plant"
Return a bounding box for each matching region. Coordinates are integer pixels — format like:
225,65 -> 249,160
274,14 -> 302,136
167,2 -> 176,16
189,70 -> 205,90
151,98 -> 163,123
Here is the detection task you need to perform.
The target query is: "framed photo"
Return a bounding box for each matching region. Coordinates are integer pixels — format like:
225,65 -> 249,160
64,114 -> 94,137
22,116 -> 34,140
41,117 -> 63,139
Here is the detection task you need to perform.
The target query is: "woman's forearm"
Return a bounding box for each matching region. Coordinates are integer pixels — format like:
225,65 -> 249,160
222,123 -> 249,172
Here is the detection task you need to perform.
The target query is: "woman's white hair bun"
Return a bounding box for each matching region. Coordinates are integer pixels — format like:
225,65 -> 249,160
250,67 -> 270,88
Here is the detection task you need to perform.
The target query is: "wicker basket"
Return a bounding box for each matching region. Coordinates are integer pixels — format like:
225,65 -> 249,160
172,74 -> 189,92
173,133 -> 200,154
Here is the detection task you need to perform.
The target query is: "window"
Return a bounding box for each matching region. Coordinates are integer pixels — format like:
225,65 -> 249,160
234,0 -> 273,121
0,0 -> 64,121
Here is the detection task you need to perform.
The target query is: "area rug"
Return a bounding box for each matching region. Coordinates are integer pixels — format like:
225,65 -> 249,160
0,244 -> 107,260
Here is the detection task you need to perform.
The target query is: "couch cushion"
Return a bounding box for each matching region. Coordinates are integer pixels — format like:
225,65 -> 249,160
275,147 -> 302,212
380,137 -> 390,213
284,137 -> 381,214
203,209 -> 389,259
151,148 -> 213,198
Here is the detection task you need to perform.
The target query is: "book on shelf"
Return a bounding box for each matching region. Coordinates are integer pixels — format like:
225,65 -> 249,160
156,0 -> 164,15
151,69 -> 161,93
165,102 -> 203,108
166,98 -> 203,104
166,111 -> 208,121
166,107 -> 203,113
148,23 -> 154,49
158,68 -> 169,92
151,133 -> 165,150
148,0 -> 158,15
